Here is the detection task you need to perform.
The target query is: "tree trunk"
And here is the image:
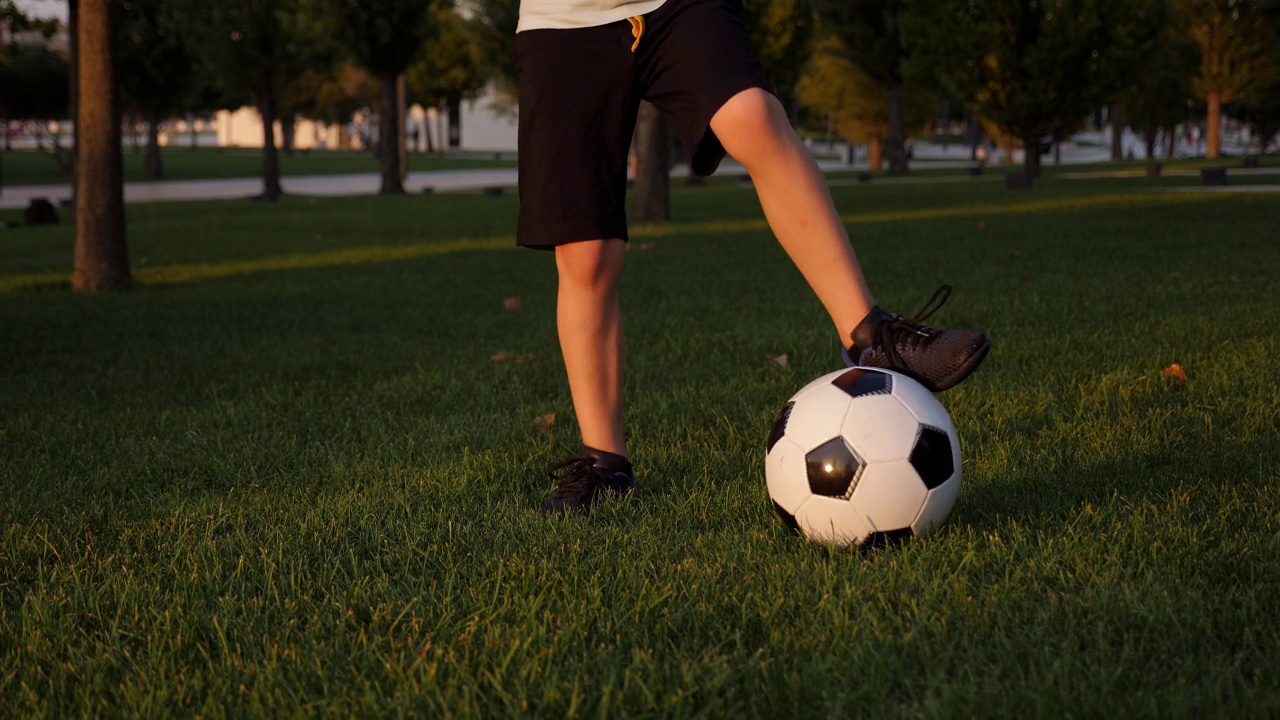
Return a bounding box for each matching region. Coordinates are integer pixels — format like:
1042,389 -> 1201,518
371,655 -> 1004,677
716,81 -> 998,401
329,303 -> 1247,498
378,73 -> 404,194
1022,133 -> 1042,177
397,75 -> 408,179
280,115 -> 296,156
448,98 -> 461,149
867,137 -> 883,171
1205,90 -> 1222,159
258,75 -> 283,201
1110,104 -> 1124,161
632,101 -> 670,223
145,112 -> 163,180
967,111 -> 980,161
69,0 -> 78,202
437,107 -> 446,155
72,0 -> 129,292
886,77 -> 908,174
1024,131 -> 1044,176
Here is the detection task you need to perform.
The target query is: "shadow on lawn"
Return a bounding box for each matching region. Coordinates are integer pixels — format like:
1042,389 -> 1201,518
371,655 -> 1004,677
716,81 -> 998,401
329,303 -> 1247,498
955,414 -> 1276,536
0,189 -> 1222,296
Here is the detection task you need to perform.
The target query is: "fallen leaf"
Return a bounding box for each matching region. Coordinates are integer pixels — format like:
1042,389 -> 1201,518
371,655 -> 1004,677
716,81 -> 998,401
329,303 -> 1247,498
976,220 -> 987,230
1161,363 -> 1187,383
491,351 -> 535,363
1166,272 -> 1182,280
503,297 -> 522,310
532,412 -> 556,432
767,352 -> 789,369
626,242 -> 656,252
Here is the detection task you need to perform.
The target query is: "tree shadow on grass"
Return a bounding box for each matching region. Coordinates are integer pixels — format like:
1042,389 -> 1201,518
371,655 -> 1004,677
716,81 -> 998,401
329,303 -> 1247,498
954,407 -> 1278,538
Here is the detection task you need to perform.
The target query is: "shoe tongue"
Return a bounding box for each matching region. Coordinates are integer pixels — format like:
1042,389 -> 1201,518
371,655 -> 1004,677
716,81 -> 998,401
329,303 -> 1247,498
850,306 -> 893,351
580,445 -> 632,474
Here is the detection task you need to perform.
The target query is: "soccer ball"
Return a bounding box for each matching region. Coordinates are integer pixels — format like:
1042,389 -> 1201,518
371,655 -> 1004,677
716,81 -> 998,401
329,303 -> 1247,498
765,367 -> 962,548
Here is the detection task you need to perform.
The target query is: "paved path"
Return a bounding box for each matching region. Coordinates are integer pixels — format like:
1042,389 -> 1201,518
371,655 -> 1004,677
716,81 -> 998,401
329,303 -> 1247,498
3,142 -> 1273,210
0,158 -> 1006,210
0,168 -> 525,210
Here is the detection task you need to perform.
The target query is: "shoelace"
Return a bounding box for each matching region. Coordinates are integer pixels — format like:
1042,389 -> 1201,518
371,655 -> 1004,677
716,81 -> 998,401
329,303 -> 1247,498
547,456 -> 607,498
874,284 -> 952,368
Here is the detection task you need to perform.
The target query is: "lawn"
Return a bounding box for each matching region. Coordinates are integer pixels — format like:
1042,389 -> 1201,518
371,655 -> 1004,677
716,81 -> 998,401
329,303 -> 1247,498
0,146 -> 516,187
1,172 -> 1278,717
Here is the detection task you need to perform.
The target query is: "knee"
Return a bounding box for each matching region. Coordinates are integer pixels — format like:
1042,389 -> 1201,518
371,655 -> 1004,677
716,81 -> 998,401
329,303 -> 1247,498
555,239 -> 625,293
710,88 -> 795,168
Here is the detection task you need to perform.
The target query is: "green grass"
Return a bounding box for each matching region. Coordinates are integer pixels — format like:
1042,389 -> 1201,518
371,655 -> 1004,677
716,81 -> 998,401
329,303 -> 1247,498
2,173 -> 1279,717
1,146 -> 516,187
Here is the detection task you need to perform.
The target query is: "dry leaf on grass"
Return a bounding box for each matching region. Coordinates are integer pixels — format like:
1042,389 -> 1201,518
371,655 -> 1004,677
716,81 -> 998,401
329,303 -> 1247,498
532,412 -> 556,432
1161,363 -> 1187,383
767,352 -> 789,369
491,350 -> 536,363
626,242 -> 656,252
503,297 -> 522,310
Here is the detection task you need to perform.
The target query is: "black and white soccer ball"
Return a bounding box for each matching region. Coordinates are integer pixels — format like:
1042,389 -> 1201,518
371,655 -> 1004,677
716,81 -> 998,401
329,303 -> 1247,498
765,367 -> 962,548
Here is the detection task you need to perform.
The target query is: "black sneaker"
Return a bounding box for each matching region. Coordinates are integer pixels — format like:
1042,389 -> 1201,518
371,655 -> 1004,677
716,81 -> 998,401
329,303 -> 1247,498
541,446 -> 636,515
842,285 -> 990,393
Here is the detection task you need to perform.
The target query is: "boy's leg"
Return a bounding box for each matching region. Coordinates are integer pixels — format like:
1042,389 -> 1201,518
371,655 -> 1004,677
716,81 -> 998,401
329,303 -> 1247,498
708,88 -> 873,342
513,23 -> 641,513
709,87 -> 990,392
555,238 -> 627,458
539,237 -> 636,516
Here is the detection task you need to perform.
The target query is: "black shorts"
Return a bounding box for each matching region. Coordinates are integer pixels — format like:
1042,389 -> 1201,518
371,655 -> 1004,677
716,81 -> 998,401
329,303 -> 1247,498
514,0 -> 773,248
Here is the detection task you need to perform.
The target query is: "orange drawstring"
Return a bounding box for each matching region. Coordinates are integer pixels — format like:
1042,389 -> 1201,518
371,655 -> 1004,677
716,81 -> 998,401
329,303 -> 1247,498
628,16 -> 645,52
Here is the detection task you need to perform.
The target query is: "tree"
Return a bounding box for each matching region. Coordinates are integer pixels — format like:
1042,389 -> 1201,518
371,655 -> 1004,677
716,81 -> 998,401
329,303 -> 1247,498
815,0 -> 914,173
744,0 -> 816,112
73,0 -> 129,292
1,0 -> 70,159
406,3 -> 487,152
1234,62 -> 1280,153
118,0 -> 199,179
1098,0 -> 1170,160
466,0 -> 519,101
317,0 -> 439,194
0,43 -> 69,159
201,0 -> 321,200
1121,25 -> 1199,160
797,34 -> 932,169
1175,0 -> 1280,158
908,0 -> 1163,177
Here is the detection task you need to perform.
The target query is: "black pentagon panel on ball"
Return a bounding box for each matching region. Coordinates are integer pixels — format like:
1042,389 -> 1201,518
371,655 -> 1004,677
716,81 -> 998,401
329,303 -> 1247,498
909,425 -> 955,489
805,437 -> 865,499
772,501 -> 801,536
831,367 -> 893,399
766,401 -> 794,454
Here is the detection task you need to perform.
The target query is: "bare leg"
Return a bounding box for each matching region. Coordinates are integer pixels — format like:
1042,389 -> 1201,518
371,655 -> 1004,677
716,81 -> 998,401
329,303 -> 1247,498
555,238 -> 627,457
710,88 -> 874,341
